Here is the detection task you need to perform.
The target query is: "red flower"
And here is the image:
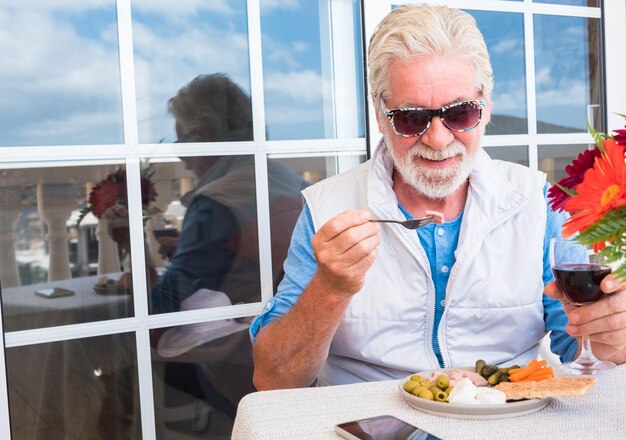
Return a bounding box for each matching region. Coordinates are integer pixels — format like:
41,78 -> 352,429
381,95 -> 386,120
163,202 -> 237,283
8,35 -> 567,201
89,172 -> 123,218
614,127 -> 626,144
562,139 -> 626,238
547,147 -> 602,212
77,165 -> 158,226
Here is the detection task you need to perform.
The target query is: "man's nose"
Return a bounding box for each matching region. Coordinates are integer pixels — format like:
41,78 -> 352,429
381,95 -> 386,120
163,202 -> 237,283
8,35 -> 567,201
419,117 -> 454,150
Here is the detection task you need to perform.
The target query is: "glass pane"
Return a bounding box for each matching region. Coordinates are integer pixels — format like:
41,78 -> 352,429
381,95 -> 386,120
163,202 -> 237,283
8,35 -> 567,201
260,0 -> 365,140
144,154 -> 307,314
538,143 -> 591,183
0,163 -> 136,332
534,15 -> 602,133
131,0 -> 252,144
151,325 -> 253,438
485,146 -> 529,166
0,1 -> 123,147
268,154 -> 365,288
469,11 -> 527,135
6,333 -> 140,439
534,0 -> 599,6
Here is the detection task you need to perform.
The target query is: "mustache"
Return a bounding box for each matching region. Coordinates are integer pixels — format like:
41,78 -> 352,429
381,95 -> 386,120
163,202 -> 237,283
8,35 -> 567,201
408,140 -> 466,161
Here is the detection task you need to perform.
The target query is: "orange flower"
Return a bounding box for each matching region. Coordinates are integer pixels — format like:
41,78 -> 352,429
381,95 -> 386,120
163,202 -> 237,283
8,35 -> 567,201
562,138 -> 626,238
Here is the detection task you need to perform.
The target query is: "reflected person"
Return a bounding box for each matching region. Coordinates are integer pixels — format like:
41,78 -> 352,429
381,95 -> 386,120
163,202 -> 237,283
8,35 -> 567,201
148,73 -> 306,418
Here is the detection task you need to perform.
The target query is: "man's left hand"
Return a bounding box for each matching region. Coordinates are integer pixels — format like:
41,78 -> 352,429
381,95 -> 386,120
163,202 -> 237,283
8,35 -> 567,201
545,275 -> 626,364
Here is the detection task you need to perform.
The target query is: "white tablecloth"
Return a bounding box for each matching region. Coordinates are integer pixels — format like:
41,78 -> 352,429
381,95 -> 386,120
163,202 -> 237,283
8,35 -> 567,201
232,365 -> 626,440
2,275 -> 139,439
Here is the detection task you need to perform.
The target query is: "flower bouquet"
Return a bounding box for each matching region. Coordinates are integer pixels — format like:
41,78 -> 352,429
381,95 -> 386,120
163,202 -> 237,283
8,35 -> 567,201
547,115 -> 626,282
76,161 -> 158,227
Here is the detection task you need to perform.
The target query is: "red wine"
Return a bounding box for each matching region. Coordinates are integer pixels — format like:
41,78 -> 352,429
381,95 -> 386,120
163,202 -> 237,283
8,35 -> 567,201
552,263 -> 612,305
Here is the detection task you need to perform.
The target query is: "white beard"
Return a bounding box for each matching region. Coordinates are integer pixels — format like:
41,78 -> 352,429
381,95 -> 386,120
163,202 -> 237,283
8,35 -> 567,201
386,137 -> 477,200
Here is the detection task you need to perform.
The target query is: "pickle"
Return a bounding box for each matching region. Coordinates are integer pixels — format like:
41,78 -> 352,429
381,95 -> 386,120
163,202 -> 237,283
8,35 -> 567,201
487,370 -> 503,385
475,359 -> 487,374
500,365 -> 520,373
481,364 -> 499,378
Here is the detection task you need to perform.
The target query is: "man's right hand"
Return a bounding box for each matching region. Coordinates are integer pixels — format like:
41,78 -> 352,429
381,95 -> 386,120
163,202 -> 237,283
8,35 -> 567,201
311,209 -> 380,296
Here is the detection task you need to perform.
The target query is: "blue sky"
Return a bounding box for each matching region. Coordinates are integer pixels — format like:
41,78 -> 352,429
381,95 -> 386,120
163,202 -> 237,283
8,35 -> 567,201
0,1 -> 598,147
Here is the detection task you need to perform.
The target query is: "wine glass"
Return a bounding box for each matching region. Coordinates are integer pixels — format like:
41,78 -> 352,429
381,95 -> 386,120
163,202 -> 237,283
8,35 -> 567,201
549,238 -> 616,374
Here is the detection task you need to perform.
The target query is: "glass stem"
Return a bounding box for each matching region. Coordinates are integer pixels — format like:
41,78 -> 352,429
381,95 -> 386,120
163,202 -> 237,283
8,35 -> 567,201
577,335 -> 598,364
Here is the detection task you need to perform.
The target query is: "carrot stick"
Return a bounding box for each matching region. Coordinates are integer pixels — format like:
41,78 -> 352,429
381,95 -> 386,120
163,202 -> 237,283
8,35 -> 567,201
509,359 -> 548,382
525,367 -> 554,380
522,372 -> 554,382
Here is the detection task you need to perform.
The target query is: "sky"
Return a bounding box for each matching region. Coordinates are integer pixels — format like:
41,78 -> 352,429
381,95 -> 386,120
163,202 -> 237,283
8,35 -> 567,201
0,1 -> 599,147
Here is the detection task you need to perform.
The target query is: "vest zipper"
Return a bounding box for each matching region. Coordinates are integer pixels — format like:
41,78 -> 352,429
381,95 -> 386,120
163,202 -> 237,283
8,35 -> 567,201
437,200 -> 527,368
386,225 -> 441,370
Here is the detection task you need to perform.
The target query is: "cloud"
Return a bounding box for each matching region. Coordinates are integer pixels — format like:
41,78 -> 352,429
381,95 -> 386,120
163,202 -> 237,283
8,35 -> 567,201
491,38 -> 521,55
0,9 -> 123,146
132,0 -> 234,16
492,79 -> 526,116
260,0 -> 300,12
264,70 -> 324,103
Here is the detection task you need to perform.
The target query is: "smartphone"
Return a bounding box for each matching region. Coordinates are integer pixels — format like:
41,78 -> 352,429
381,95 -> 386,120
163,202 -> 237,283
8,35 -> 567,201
335,415 -> 442,440
35,287 -> 75,298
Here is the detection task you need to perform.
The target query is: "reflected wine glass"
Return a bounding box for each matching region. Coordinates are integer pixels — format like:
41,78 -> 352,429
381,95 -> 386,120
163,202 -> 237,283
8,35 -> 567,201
549,238 -> 616,375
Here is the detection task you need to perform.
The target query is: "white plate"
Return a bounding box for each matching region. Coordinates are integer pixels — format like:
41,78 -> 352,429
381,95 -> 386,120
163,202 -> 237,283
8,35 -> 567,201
398,370 -> 551,420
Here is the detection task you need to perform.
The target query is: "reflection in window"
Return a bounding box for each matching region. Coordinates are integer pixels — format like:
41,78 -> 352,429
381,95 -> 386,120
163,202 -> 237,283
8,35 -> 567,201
534,15 -> 601,133
0,1 -> 123,146
485,146 -> 529,166
6,333 -> 140,439
145,154 -> 307,315
0,163 -> 136,332
469,10 -> 527,135
151,325 -> 253,437
538,144 -> 591,183
534,0 -> 598,6
260,0 -> 365,140
131,0 -> 251,144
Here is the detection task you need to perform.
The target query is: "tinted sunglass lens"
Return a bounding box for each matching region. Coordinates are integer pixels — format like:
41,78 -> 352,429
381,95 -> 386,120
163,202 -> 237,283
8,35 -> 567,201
393,110 -> 429,136
443,103 -> 481,131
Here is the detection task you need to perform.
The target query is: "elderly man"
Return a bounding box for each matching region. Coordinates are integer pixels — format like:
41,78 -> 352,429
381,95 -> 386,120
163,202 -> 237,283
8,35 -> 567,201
250,4 -> 626,389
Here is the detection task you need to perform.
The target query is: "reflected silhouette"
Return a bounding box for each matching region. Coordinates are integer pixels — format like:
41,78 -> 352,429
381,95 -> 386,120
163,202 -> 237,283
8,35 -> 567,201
147,73 -> 306,431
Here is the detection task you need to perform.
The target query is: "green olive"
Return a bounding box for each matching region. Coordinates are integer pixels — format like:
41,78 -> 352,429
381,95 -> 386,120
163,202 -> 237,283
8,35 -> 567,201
412,386 -> 426,397
403,380 -> 421,394
444,386 -> 453,395
410,374 -> 423,382
436,374 -> 450,390
433,390 -> 448,402
418,389 -> 435,400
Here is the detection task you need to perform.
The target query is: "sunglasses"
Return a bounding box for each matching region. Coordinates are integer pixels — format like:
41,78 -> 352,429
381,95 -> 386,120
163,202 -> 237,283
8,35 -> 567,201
384,99 -> 486,137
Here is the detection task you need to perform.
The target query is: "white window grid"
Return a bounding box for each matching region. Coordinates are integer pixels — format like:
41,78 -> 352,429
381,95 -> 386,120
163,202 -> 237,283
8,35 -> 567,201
0,0 -> 624,438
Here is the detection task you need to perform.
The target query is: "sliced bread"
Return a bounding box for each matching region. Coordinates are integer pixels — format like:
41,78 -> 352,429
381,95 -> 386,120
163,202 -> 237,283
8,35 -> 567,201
494,376 -> 596,400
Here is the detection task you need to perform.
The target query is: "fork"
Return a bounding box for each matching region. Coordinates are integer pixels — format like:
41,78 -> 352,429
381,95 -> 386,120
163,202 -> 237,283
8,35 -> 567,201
369,215 -> 434,230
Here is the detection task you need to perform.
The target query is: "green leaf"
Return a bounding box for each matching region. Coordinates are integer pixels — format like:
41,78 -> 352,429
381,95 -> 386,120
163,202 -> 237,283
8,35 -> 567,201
554,182 -> 577,197
576,207 -> 626,245
586,119 -> 610,152
75,206 -> 92,228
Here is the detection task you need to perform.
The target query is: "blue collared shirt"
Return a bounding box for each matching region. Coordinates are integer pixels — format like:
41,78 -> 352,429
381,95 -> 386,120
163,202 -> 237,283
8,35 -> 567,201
251,184 -> 578,365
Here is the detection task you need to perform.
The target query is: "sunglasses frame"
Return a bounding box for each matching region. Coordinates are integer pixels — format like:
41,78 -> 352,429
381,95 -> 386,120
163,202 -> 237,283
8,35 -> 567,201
383,99 -> 487,137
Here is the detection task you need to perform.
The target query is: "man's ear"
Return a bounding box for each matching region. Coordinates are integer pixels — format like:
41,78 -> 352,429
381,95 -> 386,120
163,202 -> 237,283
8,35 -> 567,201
483,99 -> 492,126
372,95 -> 386,134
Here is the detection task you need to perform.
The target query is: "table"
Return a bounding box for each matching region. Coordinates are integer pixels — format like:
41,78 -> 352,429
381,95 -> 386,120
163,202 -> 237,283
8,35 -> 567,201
1,273 -> 133,332
1,275 -> 139,439
232,365 -> 626,439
